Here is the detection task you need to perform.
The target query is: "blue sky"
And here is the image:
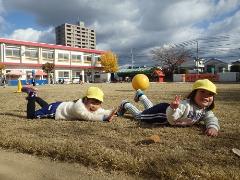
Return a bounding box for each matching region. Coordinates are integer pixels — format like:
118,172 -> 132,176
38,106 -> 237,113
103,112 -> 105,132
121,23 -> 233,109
5,11 -> 41,30
0,0 -> 240,67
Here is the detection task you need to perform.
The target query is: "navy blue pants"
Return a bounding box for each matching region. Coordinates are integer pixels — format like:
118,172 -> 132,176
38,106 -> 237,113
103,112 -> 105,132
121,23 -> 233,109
27,96 -> 61,119
138,103 -> 170,124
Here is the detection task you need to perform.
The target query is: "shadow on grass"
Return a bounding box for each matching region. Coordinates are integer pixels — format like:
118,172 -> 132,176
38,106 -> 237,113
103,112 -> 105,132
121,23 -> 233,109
208,131 -> 240,148
0,112 -> 26,118
217,90 -> 240,102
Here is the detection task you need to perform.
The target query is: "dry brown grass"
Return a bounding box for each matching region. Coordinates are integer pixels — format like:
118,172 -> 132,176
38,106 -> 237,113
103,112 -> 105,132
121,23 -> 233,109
0,82 -> 239,179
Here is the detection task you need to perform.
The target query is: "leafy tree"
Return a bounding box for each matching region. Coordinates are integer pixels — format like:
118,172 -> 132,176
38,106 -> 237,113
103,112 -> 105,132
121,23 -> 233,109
42,62 -> 55,84
100,51 -> 119,73
0,63 -> 5,76
151,47 -> 191,80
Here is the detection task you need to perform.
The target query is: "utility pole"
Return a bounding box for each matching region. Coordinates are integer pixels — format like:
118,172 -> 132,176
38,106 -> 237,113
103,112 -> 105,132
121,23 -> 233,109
131,48 -> 134,69
196,40 -> 199,74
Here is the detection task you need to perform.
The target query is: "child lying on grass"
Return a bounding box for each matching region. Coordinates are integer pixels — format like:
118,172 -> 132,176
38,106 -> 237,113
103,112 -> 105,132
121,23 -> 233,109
117,79 -> 220,137
22,86 -> 116,122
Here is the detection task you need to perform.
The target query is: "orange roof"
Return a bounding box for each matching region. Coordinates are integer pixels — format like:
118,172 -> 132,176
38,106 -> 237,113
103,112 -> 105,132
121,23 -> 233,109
153,70 -> 164,76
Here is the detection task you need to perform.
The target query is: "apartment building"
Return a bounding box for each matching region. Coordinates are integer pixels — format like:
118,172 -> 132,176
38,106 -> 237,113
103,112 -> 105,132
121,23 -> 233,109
0,38 -> 105,85
55,21 -> 96,49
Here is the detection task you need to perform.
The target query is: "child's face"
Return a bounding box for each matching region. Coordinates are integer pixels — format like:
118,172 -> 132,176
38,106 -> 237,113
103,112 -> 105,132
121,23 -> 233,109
84,98 -> 102,112
194,89 -> 214,108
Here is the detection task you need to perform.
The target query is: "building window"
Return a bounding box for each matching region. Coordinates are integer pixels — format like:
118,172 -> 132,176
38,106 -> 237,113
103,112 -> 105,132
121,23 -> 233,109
5,45 -> 21,58
58,53 -> 69,62
83,53 -> 92,63
76,72 -> 81,77
95,56 -> 101,62
42,49 -> 54,62
58,71 -> 69,78
71,54 -> 81,62
25,47 -> 38,59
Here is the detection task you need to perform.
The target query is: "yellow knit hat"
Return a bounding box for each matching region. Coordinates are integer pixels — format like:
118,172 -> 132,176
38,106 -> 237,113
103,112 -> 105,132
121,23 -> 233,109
85,87 -> 104,102
192,79 -> 217,94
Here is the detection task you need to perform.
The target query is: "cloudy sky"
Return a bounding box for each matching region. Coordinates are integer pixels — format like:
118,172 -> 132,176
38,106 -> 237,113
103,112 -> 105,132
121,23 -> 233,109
0,0 -> 240,67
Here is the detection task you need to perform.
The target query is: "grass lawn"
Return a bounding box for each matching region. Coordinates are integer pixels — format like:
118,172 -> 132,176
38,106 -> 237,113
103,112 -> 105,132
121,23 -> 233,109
0,82 -> 239,179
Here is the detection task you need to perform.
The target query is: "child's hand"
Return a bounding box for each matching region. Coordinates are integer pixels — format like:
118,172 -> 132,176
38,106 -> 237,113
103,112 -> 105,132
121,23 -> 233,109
170,95 -> 181,109
205,128 -> 218,137
106,108 -> 118,122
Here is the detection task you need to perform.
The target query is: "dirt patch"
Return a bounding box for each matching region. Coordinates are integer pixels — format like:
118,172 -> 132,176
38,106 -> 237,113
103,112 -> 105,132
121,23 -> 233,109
0,148 -> 138,180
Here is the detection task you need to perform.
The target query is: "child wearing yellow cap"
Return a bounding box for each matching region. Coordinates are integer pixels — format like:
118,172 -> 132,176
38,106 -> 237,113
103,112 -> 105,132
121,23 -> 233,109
117,79 -> 219,137
22,86 -> 116,122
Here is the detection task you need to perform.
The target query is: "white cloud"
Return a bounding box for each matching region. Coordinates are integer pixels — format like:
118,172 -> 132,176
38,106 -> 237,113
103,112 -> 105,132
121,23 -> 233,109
1,0 -> 240,65
8,28 -> 41,41
7,27 -> 55,43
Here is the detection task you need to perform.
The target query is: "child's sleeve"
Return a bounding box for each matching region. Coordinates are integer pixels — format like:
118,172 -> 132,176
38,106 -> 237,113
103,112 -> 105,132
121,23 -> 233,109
203,111 -> 220,131
166,103 -> 188,125
73,100 -> 111,121
98,108 -> 112,116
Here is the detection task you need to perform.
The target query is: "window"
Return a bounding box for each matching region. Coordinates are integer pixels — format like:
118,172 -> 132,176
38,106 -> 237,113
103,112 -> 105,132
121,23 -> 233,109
83,53 -> 92,63
95,56 -> 101,62
76,72 -> 81,77
42,49 -> 54,61
58,71 -> 69,78
71,54 -> 81,62
58,53 -> 69,62
5,45 -> 21,58
25,47 -> 38,59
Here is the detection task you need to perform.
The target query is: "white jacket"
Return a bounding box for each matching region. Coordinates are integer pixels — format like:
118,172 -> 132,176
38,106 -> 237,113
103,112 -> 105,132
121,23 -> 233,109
55,99 -> 112,121
166,99 -> 220,131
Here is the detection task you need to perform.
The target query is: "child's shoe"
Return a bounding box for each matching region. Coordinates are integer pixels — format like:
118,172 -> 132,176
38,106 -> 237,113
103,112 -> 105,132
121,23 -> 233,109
134,89 -> 144,102
21,86 -> 38,97
116,100 -> 129,117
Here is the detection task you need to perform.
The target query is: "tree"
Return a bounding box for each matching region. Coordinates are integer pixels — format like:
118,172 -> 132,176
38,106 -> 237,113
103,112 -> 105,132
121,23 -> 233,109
100,51 -> 119,73
151,47 -> 191,80
0,63 -> 5,76
42,62 -> 55,84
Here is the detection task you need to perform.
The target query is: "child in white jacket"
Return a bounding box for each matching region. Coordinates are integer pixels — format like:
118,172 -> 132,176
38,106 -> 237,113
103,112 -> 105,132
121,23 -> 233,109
22,86 -> 116,122
117,79 -> 220,137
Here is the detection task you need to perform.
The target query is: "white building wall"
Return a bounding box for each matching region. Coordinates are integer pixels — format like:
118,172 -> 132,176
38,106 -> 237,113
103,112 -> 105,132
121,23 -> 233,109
100,73 -> 111,82
0,44 -> 4,62
173,74 -> 185,82
218,72 -> 239,82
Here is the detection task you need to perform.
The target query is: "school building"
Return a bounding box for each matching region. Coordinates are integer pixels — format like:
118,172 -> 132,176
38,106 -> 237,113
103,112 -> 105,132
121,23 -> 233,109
0,38 -> 108,85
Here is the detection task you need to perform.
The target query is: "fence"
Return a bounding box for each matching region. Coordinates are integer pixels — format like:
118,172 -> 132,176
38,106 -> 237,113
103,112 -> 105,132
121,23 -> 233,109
173,73 -> 239,82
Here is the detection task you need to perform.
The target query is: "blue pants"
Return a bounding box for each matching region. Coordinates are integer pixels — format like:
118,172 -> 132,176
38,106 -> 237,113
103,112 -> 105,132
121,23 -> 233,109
139,103 -> 170,123
27,96 -> 61,119
124,95 -> 170,124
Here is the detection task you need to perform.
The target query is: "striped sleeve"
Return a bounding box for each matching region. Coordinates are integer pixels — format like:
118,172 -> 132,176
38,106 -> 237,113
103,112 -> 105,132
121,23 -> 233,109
203,110 -> 220,131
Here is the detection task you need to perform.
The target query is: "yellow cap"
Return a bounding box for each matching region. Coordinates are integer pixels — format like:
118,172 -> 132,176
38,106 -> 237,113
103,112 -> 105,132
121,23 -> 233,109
85,86 -> 104,102
192,79 -> 217,94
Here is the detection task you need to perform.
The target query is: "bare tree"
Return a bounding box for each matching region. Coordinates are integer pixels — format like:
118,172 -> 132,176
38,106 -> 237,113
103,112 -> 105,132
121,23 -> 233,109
151,47 -> 191,78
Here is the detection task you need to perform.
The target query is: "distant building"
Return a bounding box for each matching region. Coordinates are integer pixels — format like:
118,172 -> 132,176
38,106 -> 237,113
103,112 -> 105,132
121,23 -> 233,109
55,21 -> 96,49
0,38 -> 105,85
204,58 -> 231,73
232,60 -> 240,65
180,58 -> 205,73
